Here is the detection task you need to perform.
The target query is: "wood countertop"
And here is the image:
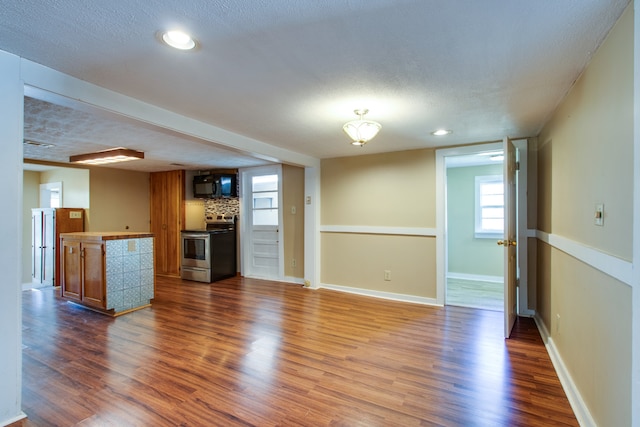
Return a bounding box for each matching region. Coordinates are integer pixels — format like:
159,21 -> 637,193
59,231 -> 154,241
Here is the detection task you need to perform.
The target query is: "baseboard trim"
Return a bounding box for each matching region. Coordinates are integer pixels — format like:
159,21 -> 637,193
534,314 -> 596,427
22,283 -> 54,291
319,282 -> 440,306
283,276 -> 305,285
447,272 -> 502,283
1,412 -> 27,427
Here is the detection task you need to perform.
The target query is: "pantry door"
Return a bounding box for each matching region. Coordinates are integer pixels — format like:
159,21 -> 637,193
241,165 -> 283,280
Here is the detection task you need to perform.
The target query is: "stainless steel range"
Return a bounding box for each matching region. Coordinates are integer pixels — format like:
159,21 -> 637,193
181,215 -> 237,283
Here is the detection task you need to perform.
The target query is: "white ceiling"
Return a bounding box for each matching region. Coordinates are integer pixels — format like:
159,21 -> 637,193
1,0 -> 630,172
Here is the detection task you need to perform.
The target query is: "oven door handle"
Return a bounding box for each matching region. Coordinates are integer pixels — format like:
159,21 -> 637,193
182,233 -> 210,239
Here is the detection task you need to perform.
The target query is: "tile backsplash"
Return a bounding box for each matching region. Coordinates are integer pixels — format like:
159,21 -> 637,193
205,197 -> 239,218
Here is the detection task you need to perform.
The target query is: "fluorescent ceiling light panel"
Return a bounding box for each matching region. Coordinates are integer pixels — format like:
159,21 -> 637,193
70,147 -> 144,165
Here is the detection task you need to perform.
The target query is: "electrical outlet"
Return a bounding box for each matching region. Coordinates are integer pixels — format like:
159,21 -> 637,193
292,258 -> 296,268
556,314 -> 561,334
384,270 -> 391,281
69,211 -> 82,219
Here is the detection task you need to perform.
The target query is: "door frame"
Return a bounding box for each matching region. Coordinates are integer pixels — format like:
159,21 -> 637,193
239,164 -> 284,280
435,140 -> 530,314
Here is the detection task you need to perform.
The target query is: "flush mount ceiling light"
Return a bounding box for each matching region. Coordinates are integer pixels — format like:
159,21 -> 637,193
70,147 -> 144,165
161,30 -> 196,50
343,109 -> 382,147
431,129 -> 452,136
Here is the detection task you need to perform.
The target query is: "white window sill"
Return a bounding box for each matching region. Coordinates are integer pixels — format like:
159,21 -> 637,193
474,232 -> 503,239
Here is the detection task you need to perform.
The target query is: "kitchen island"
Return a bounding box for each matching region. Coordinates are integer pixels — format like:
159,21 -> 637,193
59,232 -> 154,316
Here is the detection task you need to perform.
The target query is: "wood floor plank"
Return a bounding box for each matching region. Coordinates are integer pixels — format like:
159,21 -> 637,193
14,276 -> 578,426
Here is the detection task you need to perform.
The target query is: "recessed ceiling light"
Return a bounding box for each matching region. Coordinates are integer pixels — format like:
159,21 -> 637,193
431,129 -> 452,136
161,30 -> 196,50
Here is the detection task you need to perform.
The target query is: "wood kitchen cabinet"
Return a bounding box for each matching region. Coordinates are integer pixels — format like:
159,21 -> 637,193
60,238 -> 105,309
150,170 -> 185,277
60,232 -> 155,316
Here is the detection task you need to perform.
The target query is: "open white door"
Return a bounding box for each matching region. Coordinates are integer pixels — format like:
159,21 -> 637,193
501,137 -> 518,338
240,165 -> 283,280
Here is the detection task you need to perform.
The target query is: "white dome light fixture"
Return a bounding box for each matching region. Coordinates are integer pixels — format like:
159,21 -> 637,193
343,109 -> 382,147
161,30 -> 196,50
431,129 -> 452,136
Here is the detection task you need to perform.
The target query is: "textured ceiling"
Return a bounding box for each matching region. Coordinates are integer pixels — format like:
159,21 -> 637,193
1,0 -> 630,172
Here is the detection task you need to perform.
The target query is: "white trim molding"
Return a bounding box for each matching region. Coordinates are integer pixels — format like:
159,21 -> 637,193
534,314 -> 597,427
320,282 -> 440,306
283,276 -> 306,286
320,225 -> 436,237
536,230 -> 633,287
633,2 -> 640,424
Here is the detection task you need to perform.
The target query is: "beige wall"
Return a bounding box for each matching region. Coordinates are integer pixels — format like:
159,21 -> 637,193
321,149 -> 436,297
538,7 -> 633,261
282,164 -> 305,278
536,6 -> 633,426
322,149 -> 435,227
87,167 -> 150,232
40,167 -> 90,208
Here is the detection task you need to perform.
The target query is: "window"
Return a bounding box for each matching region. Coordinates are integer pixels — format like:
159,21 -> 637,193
475,175 -> 504,238
252,174 -> 279,225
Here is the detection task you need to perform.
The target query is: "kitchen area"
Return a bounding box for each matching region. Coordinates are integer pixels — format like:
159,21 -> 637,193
24,165 -> 243,317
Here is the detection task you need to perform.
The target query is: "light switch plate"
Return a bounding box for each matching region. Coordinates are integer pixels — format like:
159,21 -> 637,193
594,203 -> 604,226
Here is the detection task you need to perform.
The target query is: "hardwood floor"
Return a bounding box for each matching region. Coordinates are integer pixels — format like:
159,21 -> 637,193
16,276 -> 577,426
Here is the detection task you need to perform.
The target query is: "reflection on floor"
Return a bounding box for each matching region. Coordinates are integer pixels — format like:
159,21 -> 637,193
447,277 -> 503,311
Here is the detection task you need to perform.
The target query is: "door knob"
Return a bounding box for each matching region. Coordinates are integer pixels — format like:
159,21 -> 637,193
497,240 -> 517,247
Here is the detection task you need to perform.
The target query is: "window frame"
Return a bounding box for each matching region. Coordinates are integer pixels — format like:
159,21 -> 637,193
474,174 -> 504,239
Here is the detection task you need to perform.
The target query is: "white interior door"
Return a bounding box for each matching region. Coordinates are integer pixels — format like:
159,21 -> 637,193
502,137 -> 518,338
42,209 -> 55,286
241,166 -> 283,280
31,210 -> 43,283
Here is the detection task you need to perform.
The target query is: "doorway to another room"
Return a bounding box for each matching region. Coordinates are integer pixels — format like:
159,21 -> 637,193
445,150 -> 505,311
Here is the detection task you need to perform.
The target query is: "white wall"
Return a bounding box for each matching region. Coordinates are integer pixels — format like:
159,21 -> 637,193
0,50 -> 25,424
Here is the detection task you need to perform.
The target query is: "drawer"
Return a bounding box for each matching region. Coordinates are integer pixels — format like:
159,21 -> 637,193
181,266 -> 211,283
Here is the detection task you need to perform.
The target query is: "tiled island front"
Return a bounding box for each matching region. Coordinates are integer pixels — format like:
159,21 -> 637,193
59,232 -> 155,316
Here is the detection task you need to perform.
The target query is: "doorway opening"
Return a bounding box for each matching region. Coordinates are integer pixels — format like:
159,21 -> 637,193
445,149 -> 505,311
240,165 -> 283,280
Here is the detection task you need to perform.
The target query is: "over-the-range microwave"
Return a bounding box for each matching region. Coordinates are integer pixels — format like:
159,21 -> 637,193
193,173 -> 238,199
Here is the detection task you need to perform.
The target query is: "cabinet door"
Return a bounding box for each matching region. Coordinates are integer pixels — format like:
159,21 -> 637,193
61,239 -> 82,301
82,242 -> 105,309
